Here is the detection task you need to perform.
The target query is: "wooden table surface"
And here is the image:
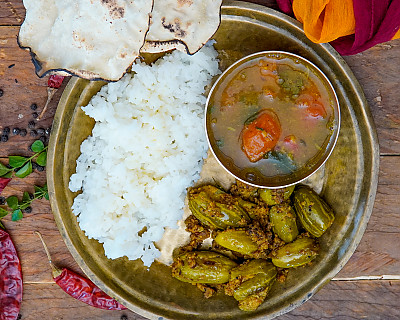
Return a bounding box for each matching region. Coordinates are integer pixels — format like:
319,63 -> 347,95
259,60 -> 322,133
1,1 -> 399,319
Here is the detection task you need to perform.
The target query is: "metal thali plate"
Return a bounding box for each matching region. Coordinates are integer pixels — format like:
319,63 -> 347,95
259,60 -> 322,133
47,1 -> 379,319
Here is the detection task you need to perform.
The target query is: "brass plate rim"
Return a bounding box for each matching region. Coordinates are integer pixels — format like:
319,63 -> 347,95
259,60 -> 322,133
47,1 -> 380,319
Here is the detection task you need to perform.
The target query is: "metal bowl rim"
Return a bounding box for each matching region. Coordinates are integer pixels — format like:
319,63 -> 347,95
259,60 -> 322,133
204,50 -> 341,189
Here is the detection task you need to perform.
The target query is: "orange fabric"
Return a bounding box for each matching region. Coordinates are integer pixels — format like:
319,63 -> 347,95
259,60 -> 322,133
292,0 -> 356,43
393,28 -> 400,40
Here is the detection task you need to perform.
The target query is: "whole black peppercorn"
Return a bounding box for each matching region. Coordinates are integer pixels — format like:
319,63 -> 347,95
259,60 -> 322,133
0,196 -> 5,205
30,130 -> 38,137
37,165 -> 45,172
32,162 -> 38,170
1,135 -> 8,142
120,316 -> 128,320
32,112 -> 39,119
37,128 -> 45,135
23,207 -> 32,213
3,127 -> 10,135
12,127 -> 21,135
45,128 -> 51,136
30,103 -> 38,111
29,193 -> 34,200
39,136 -> 46,143
28,121 -> 36,129
19,129 -> 27,137
0,89 -> 3,97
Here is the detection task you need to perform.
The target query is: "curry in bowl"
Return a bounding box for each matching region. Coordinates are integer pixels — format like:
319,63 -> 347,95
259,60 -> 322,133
206,51 -> 340,188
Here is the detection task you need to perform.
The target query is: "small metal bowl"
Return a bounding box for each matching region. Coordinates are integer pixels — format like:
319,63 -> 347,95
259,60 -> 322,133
205,51 -> 341,188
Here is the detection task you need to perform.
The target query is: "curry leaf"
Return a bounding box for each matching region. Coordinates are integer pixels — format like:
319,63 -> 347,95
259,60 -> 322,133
8,156 -> 28,168
0,163 -> 11,177
6,196 -> 19,210
22,191 -> 31,203
36,151 -> 47,167
34,184 -> 48,199
19,202 -> 31,210
15,161 -> 32,178
2,172 -> 12,179
0,207 -> 9,219
31,140 -> 45,153
11,209 -> 23,221
264,151 -> 297,173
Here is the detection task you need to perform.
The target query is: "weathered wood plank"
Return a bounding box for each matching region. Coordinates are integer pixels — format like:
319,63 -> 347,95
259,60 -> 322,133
336,155 -> 400,277
1,26 -> 400,155
0,156 -> 398,284
279,280 -> 400,320
1,25 -> 400,280
20,283 -> 143,320
0,27 -> 60,158
344,40 -> 400,155
0,1 -> 24,26
19,281 -> 400,320
0,3 -> 400,317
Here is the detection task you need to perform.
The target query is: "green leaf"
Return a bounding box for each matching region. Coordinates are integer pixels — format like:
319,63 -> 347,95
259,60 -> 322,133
8,156 -> 28,168
0,220 -> 4,230
2,172 -> 12,178
11,209 -> 23,221
264,151 -> 297,173
19,202 -> 30,210
22,192 -> 32,207
20,192 -> 32,210
0,207 -> 9,219
6,196 -> 19,210
36,151 -> 47,167
15,161 -> 32,178
0,162 -> 11,177
34,184 -> 49,200
22,191 -> 31,202
34,187 -> 44,199
31,140 -> 45,153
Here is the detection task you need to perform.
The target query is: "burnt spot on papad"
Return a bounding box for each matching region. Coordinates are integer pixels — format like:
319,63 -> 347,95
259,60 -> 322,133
161,17 -> 187,38
100,0 -> 125,19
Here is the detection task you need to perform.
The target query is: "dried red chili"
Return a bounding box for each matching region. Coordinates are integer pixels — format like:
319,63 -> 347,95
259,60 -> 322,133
0,177 -> 11,194
37,75 -> 65,121
0,229 -> 23,320
47,75 -> 65,89
35,231 -> 126,310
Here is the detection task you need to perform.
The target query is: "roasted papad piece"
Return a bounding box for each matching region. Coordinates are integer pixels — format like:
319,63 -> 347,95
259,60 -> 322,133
142,0 -> 223,54
18,0 -> 152,81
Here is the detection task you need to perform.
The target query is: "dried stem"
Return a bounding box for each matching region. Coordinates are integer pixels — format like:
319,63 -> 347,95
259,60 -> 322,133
34,231 -> 63,278
37,87 -> 57,121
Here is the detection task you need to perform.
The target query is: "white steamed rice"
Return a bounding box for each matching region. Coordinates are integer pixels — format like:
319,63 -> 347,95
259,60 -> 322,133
69,44 -> 220,266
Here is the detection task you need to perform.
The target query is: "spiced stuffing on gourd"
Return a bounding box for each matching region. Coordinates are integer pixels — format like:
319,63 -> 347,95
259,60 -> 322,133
171,182 -> 335,312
